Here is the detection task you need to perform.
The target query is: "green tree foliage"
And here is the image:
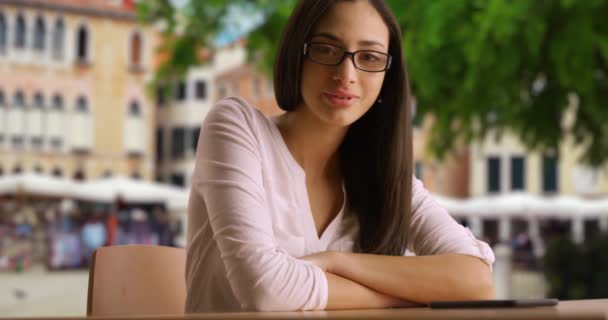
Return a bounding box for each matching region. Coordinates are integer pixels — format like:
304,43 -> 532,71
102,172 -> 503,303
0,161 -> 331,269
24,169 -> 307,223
543,232 -> 608,299
139,0 -> 608,166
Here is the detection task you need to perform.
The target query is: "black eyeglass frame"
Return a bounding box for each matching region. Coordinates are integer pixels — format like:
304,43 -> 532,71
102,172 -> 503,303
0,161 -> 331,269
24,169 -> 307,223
303,42 -> 392,73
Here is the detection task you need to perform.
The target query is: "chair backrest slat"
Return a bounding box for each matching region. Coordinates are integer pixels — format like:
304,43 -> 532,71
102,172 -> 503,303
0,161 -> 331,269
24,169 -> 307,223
86,245 -> 187,316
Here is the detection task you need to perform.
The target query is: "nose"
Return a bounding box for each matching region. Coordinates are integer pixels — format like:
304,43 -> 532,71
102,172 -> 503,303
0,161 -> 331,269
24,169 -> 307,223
332,54 -> 357,84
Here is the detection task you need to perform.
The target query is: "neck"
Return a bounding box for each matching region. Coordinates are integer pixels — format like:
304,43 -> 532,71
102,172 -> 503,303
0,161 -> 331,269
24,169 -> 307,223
274,108 -> 347,181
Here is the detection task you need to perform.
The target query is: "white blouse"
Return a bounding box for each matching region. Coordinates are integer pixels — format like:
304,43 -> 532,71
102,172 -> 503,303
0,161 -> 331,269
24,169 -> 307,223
185,97 -> 495,312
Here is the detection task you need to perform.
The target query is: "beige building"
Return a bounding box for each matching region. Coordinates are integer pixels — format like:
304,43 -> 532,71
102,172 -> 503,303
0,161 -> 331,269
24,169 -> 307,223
0,0 -> 157,180
470,99 -> 608,197
155,40 -> 280,188
413,112 -> 470,198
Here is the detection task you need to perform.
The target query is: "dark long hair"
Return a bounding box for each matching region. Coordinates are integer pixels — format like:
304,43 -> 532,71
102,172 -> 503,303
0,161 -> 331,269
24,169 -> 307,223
274,0 -> 413,256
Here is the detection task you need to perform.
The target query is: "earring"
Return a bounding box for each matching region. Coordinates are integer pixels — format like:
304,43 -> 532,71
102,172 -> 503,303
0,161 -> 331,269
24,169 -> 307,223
377,97 -> 383,104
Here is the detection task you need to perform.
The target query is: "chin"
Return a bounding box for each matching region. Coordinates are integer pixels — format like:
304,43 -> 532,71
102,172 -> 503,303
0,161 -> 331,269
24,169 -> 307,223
319,109 -> 364,128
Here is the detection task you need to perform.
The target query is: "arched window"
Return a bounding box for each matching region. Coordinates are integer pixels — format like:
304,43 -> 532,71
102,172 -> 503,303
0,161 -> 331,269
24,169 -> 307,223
76,96 -> 88,112
0,89 -> 4,144
52,167 -> 62,177
14,14 -> 26,48
14,90 -> 25,108
0,12 -> 7,52
33,16 -> 45,51
52,94 -> 63,110
52,18 -> 64,59
33,92 -> 44,109
13,164 -> 22,174
130,32 -> 142,66
128,100 -> 141,116
76,25 -> 88,61
73,169 -> 85,181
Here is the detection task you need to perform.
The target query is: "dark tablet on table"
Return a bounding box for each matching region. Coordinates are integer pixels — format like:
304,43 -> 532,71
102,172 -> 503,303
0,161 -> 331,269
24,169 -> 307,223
429,298 -> 559,309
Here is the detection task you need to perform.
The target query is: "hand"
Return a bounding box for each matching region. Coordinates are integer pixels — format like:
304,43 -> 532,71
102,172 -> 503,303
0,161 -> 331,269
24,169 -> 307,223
300,251 -> 338,273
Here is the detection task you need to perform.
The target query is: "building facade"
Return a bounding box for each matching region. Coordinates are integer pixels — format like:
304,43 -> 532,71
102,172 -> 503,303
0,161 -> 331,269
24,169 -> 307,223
0,0 -> 157,180
155,40 -> 280,188
466,99 -> 608,247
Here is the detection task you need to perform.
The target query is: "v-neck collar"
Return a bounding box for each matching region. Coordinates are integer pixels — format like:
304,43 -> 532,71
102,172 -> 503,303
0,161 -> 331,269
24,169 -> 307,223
268,116 -> 346,246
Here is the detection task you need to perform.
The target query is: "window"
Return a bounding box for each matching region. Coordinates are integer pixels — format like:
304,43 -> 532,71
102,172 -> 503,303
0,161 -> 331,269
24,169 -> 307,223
76,96 -> 88,112
195,80 -> 207,100
175,81 -> 187,101
414,161 -> 423,180
73,169 -> 86,181
52,18 -> 64,59
131,172 -> 142,180
12,136 -> 24,147
34,165 -> 43,173
0,89 -> 4,143
13,165 -> 23,174
33,16 -> 45,51
130,32 -> 142,66
191,127 -> 200,152
52,167 -> 63,177
33,92 -> 44,109
14,90 -> 25,108
31,136 -> 43,147
50,137 -> 62,149
52,94 -> 63,110
170,173 -> 185,187
542,154 -> 558,193
156,128 -> 164,163
0,12 -> 7,52
155,85 -> 166,107
15,14 -> 26,48
76,25 -> 88,62
487,157 -> 501,193
103,170 -> 112,177
171,127 -> 186,159
128,100 -> 141,116
511,156 -> 525,191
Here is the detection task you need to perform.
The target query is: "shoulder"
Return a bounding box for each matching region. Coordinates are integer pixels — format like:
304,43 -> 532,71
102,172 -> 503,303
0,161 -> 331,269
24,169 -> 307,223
205,96 -> 267,128
200,96 -> 275,151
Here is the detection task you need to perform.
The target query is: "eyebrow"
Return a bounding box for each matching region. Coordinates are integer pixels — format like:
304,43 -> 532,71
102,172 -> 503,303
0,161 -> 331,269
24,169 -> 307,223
310,32 -> 386,49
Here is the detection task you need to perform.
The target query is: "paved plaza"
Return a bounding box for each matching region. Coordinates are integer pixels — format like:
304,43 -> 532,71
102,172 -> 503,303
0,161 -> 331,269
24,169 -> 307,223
0,265 -> 89,317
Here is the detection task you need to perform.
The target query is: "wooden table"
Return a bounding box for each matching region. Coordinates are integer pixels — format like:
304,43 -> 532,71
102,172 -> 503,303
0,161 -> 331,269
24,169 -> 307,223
15,299 -> 608,320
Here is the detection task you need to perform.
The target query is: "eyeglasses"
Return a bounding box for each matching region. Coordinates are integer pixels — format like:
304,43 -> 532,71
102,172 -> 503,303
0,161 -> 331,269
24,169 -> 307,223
303,42 -> 392,72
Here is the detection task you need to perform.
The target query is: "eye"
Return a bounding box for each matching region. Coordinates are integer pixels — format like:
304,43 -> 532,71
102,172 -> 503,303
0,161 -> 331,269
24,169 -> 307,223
313,44 -> 339,56
359,52 -> 381,62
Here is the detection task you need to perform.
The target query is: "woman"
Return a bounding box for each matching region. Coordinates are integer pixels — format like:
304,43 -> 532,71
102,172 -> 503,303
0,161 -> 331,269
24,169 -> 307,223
186,0 -> 495,312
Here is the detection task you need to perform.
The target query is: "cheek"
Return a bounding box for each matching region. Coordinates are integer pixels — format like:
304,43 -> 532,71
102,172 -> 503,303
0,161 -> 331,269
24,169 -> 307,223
364,76 -> 386,102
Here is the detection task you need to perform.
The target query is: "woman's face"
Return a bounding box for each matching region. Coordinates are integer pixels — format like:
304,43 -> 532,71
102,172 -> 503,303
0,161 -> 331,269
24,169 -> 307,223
299,0 -> 389,128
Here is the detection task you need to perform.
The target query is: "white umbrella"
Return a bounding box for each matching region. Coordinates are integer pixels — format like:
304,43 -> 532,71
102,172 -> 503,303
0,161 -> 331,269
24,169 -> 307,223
74,176 -> 189,209
0,172 -> 77,198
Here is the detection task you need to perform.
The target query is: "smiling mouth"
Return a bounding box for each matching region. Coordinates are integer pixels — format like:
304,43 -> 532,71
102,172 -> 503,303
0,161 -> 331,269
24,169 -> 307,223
325,92 -> 358,100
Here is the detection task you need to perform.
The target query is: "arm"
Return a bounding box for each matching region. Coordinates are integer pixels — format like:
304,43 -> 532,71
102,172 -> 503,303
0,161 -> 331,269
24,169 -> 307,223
192,98 -> 327,311
324,271 -> 421,309
329,252 -> 494,303
304,177 -> 495,304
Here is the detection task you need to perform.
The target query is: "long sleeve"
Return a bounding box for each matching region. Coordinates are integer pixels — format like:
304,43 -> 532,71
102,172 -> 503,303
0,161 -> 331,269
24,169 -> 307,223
189,98 -> 328,311
406,177 -> 495,268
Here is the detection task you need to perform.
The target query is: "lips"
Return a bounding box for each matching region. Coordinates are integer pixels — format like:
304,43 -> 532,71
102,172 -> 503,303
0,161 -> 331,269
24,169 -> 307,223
322,90 -> 359,108
324,90 -> 359,99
